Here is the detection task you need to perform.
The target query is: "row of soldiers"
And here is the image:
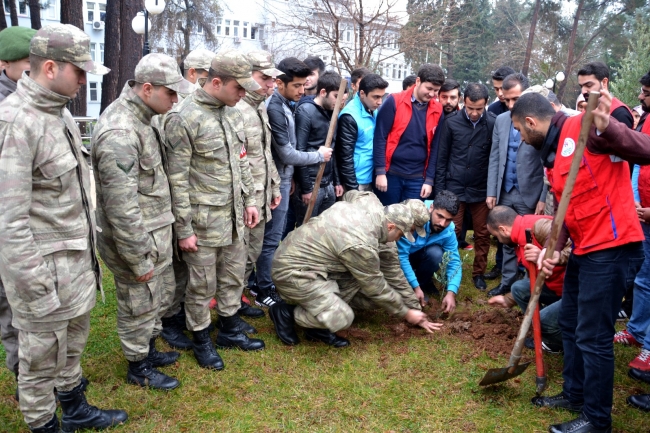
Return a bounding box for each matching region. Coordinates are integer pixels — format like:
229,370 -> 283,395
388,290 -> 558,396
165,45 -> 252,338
0,23 -> 440,433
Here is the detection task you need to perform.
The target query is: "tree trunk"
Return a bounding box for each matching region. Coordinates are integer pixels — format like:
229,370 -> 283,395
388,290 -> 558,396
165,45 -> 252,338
357,0 -> 364,68
183,0 -> 192,59
521,0 -> 540,77
556,0 -> 584,102
100,0 -> 120,114
0,0 -> 8,30
61,0 -> 87,116
9,0 -> 18,26
117,0 -> 143,93
28,0 -> 42,29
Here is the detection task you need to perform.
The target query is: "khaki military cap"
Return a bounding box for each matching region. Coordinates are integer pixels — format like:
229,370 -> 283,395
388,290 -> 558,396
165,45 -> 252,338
184,48 -> 216,70
132,53 -> 193,94
30,23 -> 109,75
402,199 -> 428,238
385,204 -> 415,242
522,84 -> 550,98
211,49 -> 261,92
246,50 -> 282,77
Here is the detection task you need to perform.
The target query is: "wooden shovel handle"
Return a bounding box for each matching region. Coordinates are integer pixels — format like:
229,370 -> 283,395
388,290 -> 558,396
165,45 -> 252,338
303,78 -> 348,225
507,91 -> 600,371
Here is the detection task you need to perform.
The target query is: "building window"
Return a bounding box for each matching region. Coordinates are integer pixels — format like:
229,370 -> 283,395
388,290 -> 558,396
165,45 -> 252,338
99,43 -> 104,63
251,27 -> 257,39
45,0 -> 57,19
233,20 -> 239,37
89,82 -> 99,102
86,2 -> 95,21
225,19 -> 230,36
243,21 -> 248,38
346,30 -> 351,42
197,22 -> 203,34
216,19 -> 222,35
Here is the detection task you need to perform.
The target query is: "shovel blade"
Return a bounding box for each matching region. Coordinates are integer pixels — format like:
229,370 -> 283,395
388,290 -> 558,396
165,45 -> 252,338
478,362 -> 531,387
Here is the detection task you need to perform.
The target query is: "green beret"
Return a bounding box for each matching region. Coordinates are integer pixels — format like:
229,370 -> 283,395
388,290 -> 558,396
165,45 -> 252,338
0,26 -> 37,61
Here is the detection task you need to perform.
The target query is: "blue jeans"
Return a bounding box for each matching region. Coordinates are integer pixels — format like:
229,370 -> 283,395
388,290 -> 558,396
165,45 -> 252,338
292,184 -> 336,228
511,278 -> 562,347
408,244 -> 443,294
628,222 -> 650,350
374,173 -> 424,206
559,243 -> 644,429
255,181 -> 291,291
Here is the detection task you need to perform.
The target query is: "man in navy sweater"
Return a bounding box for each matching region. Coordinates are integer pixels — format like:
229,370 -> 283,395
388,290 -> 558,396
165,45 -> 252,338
373,64 -> 445,205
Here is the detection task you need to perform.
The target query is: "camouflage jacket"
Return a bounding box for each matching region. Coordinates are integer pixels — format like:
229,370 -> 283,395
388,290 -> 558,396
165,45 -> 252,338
236,91 -> 281,220
0,73 -> 100,326
92,83 -> 175,281
272,200 -> 409,318
163,88 -> 256,247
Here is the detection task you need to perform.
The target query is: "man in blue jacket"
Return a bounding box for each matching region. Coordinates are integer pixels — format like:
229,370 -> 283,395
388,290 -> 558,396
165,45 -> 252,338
397,190 -> 462,313
336,74 -> 389,191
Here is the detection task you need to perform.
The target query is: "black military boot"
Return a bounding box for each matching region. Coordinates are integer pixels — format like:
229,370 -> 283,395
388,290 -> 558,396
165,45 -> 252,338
216,314 -> 257,334
30,414 -> 60,433
161,315 -> 192,350
192,328 -> 224,370
126,358 -> 179,391
58,381 -> 128,433
215,315 -> 265,351
147,337 -> 180,367
238,300 -> 265,318
269,303 -> 299,345
304,328 -> 350,348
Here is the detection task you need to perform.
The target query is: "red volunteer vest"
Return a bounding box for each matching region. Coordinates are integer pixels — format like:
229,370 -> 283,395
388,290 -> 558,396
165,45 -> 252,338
511,215 -> 564,296
610,97 -> 633,119
637,119 -> 650,207
385,88 -> 442,174
551,113 -> 643,255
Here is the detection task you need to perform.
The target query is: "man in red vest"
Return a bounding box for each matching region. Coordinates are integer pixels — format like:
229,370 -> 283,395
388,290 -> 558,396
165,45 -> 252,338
373,64 -> 444,205
511,90 -> 650,433
577,62 -> 634,129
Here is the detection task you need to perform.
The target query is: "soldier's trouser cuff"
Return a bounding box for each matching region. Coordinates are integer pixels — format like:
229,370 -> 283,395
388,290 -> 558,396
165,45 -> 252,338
115,275 -> 160,360
0,293 -> 19,373
18,313 -> 89,427
184,241 -> 247,330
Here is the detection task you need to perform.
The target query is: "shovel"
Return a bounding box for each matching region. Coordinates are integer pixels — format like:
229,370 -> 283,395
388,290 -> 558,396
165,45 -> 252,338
479,91 -> 600,387
527,250 -> 547,394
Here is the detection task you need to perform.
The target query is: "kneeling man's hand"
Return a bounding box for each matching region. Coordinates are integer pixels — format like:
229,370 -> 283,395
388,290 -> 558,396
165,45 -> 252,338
404,309 -> 443,333
441,291 -> 456,313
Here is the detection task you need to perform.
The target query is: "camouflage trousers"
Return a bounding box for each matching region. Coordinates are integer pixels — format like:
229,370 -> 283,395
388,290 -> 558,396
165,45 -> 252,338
244,217 -> 266,287
183,237 -> 247,331
115,264 -> 175,361
18,313 -> 89,428
0,278 -> 19,374
162,254 -> 188,319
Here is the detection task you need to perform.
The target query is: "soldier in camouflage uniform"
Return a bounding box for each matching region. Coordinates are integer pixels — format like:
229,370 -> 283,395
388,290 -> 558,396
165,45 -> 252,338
0,24 -> 127,433
269,202 -> 442,347
163,49 -> 265,371
344,192 -> 427,312
234,50 -> 282,316
93,53 -> 193,391
0,25 -> 36,400
177,48 -> 215,101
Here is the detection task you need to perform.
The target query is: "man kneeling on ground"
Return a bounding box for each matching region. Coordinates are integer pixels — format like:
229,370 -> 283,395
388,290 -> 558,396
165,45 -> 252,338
486,205 -> 570,354
269,202 -> 441,347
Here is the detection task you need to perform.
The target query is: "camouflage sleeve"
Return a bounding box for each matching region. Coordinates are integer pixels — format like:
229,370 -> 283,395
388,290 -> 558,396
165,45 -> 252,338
163,113 -> 195,240
93,129 -> 154,277
339,245 -> 409,318
239,149 -> 257,208
269,154 -> 281,199
0,123 -> 61,317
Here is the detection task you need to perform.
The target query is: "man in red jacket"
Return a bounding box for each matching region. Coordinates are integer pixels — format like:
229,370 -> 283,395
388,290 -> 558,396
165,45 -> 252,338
373,64 -> 444,205
512,90 -> 650,433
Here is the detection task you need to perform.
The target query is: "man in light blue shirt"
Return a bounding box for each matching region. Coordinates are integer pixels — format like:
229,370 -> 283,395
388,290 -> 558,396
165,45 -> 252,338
397,190 -> 462,313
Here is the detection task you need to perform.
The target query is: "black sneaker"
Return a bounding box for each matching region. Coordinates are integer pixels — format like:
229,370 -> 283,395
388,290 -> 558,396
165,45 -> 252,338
548,413 -> 611,433
524,337 -> 563,354
531,392 -> 583,413
255,286 -> 283,308
484,265 -> 502,280
473,275 -> 487,290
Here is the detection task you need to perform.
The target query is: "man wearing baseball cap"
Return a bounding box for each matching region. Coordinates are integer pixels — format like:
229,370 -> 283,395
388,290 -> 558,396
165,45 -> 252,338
179,48 -> 216,100
234,50 -> 282,312
269,200 -> 442,348
162,48 -> 265,371
93,53 -> 192,392
0,23 -> 126,433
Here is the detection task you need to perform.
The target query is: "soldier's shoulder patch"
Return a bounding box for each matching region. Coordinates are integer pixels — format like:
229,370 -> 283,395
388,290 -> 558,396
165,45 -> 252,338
116,159 -> 135,174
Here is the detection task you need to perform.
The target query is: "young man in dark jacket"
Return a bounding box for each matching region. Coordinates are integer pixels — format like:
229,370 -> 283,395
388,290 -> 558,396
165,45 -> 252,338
434,83 -> 496,290
253,57 -> 332,308
373,64 -> 445,205
336,73 -> 389,191
292,71 -> 347,225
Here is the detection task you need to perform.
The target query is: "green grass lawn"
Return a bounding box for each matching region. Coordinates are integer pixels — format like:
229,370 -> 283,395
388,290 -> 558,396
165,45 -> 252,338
1,248 -> 648,432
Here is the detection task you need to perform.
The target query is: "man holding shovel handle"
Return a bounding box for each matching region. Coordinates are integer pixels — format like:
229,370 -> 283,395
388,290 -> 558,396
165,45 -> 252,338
511,89 -> 650,433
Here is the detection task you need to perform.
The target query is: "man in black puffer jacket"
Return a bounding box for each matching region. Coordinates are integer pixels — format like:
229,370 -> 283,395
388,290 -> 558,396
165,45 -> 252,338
434,82 -> 496,290
292,71 -> 347,226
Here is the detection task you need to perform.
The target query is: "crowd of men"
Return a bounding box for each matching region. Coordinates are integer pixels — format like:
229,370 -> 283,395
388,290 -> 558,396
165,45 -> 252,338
0,22 -> 650,433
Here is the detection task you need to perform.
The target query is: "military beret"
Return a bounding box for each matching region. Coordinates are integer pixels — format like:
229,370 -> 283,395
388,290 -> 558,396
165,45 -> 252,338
0,26 -> 37,61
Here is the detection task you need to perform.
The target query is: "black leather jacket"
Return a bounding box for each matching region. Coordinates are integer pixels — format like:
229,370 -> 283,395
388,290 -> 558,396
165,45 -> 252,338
294,98 -> 339,193
335,113 -> 359,190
